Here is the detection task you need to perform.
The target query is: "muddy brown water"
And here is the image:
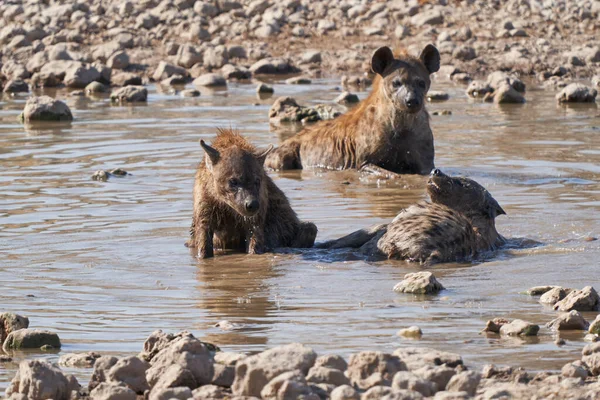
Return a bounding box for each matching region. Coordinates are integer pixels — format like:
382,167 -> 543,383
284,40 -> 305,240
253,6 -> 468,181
0,79 -> 599,388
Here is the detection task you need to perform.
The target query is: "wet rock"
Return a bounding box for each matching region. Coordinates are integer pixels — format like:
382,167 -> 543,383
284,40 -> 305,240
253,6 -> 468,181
148,386 -> 192,400
527,286 -> 560,296
30,72 -> 61,88
0,312 -> 29,345
3,79 -> 29,93
110,86 -> 148,103
5,360 -> 79,400
307,366 -> 351,386
86,81 -> 108,93
427,91 -> 449,101
89,356 -> 119,390
193,73 -> 227,87
466,81 -> 492,98
393,272 -> 445,295
257,83 -> 274,95
250,58 -> 300,75
392,371 -> 437,397
64,64 -> 102,88
92,170 -> 109,181
221,64 -> 251,80
341,76 -> 372,87
260,369 -> 306,399
411,10 -> 444,26
482,318 -> 510,334
314,354 -> 347,371
181,89 -> 200,98
431,110 -> 452,116
112,72 -> 143,87
499,319 -> 539,336
393,347 -> 463,370
584,334 -> 600,342
540,287 -> 569,305
106,356 -> 150,394
59,352 -> 102,368
491,83 -> 526,104
152,364 -> 197,391
445,371 -> 480,396
347,351 -> 406,389
334,91 -> 360,105
487,71 -> 526,93
269,96 -> 318,124
232,343 -> 317,397
413,366 -> 456,390
2,328 -> 61,351
161,75 -> 187,86
589,315 -> 600,335
89,382 -> 137,400
561,361 -> 588,379
547,310 -> 589,331
556,83 -> 598,103
286,76 -> 312,85
553,286 -> 600,311
397,326 -> 423,338
153,61 -> 187,81
330,384 -> 360,400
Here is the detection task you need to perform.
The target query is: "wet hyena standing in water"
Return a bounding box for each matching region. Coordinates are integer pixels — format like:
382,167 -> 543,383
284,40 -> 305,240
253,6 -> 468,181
318,169 -> 506,264
186,128 -> 317,258
265,44 -> 440,175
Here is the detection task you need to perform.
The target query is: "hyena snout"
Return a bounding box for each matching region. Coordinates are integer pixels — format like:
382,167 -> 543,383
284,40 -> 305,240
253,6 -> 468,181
244,198 -> 260,214
404,92 -> 422,111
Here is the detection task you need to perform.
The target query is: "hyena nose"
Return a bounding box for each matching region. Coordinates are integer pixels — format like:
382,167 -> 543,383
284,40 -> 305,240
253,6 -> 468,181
406,97 -> 421,109
245,199 -> 259,213
431,168 -> 442,176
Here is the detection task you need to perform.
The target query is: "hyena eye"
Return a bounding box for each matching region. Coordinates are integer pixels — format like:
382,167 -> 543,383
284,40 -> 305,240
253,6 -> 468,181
228,178 -> 239,189
392,79 -> 402,88
417,80 -> 426,89
254,178 -> 261,186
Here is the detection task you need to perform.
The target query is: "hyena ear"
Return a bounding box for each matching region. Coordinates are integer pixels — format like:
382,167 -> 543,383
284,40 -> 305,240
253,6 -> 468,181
371,46 -> 395,76
255,144 -> 274,165
419,44 -> 440,74
200,140 -> 220,170
486,196 -> 507,219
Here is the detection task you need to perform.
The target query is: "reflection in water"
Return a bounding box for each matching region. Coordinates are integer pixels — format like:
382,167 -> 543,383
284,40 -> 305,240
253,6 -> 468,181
0,80 -> 599,388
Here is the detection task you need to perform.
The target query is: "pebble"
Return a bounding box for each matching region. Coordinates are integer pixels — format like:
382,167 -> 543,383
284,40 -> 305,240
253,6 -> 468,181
393,272 -> 445,295
397,326 -> 423,338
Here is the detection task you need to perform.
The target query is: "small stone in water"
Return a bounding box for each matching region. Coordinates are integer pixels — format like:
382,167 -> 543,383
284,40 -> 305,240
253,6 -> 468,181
397,326 -> 422,338
92,170 -> 109,181
427,91 -> 449,101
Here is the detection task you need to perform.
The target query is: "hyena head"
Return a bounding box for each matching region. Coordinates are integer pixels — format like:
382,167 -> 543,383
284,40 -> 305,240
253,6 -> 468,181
427,169 -> 506,221
371,44 -> 440,114
200,140 -> 273,218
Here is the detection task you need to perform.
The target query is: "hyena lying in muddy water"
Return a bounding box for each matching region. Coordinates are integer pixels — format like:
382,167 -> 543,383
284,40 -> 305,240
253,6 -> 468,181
186,128 -> 318,259
318,169 -> 507,264
265,44 -> 440,175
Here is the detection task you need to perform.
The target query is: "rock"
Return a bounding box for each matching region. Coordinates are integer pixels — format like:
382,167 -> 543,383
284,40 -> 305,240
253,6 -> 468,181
2,328 -> 61,351
3,79 -> 29,93
59,352 -> 102,368
561,361 -> 588,379
487,71 -> 526,93
260,370 -> 306,399
393,272 -> 445,295
148,386 -> 193,400
227,45 -> 247,59
6,360 -> 79,400
181,89 -> 200,97
482,318 -> 510,333
92,170 -> 109,181
392,371 -> 437,397
334,91 -> 360,105
85,81 -> 108,93
397,326 -> 423,338
192,384 -> 227,398
589,315 -> 600,335
347,351 -> 406,389
466,81 -> 492,98
301,51 -> 322,64
582,353 -> 600,376
445,371 -> 480,396
30,72 -> 61,88
341,76 -> 372,87
499,319 -> 539,336
556,83 -> 598,103
152,364 -> 197,390
0,313 -> 29,345
107,51 -> 130,70
214,352 -> 247,366
250,58 -> 300,75
540,287 -> 569,305
269,96 -> 318,124
193,73 -> 227,87
286,76 -> 312,85
221,64 -> 251,80
395,25 -> 410,39
211,363 -> 234,387
277,379 -> 320,399
393,348 -> 463,370
330,384 -> 360,400
546,311 -> 589,331
232,343 -> 317,397
411,10 -> 444,26
89,356 -> 119,390
307,366 -> 351,386
19,96 -> 73,123
314,355 -> 347,371
153,61 -> 187,81
106,356 -> 149,394
161,75 -> 187,86
527,286 -> 560,296
452,46 -> 476,61
110,86 -> 148,103
413,366 -> 456,390
257,83 -> 274,94
89,382 -> 137,400
112,72 -> 143,87
204,45 -> 229,69
554,286 -> 600,311
585,334 -> 600,342
64,64 -> 101,88
492,83 -> 526,104
427,91 -> 449,101
592,75 -> 600,88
